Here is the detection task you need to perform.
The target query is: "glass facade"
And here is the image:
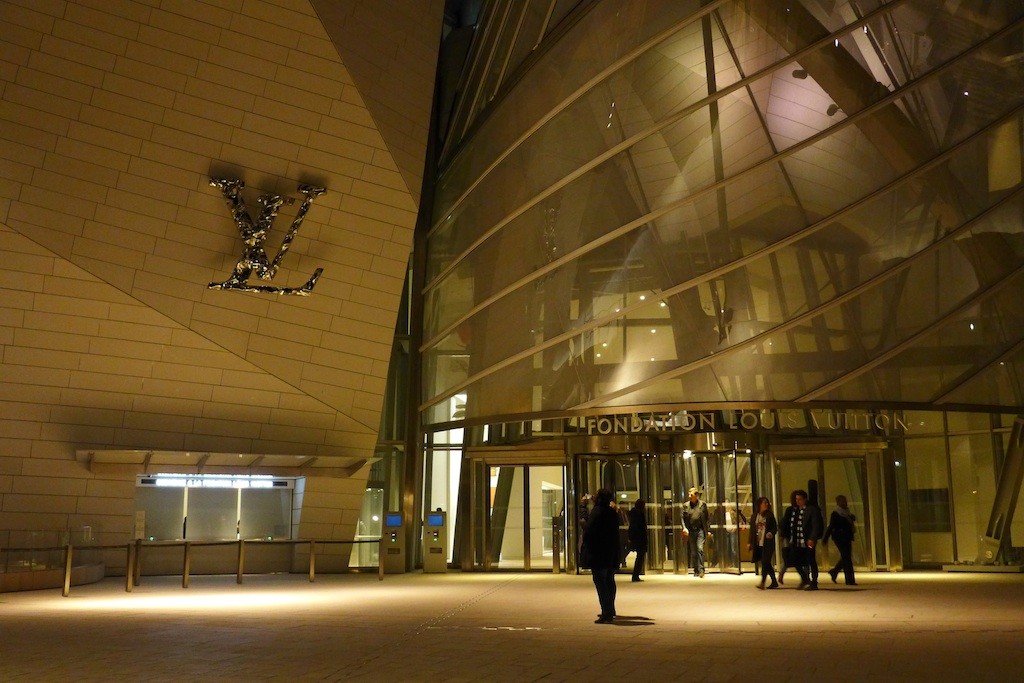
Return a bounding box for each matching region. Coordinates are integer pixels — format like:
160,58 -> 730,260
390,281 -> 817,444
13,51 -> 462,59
426,0 -> 1024,424
404,1 -> 1024,573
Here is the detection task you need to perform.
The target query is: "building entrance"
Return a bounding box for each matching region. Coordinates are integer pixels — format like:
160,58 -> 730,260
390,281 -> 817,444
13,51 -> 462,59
573,452 -> 657,577
666,447 -> 755,575
461,454 -> 567,571
570,439 -> 759,575
774,455 -> 874,572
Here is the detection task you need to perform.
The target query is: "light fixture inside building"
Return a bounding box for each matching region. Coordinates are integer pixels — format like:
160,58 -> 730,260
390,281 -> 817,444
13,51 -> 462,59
792,69 -> 808,79
827,104 -> 841,116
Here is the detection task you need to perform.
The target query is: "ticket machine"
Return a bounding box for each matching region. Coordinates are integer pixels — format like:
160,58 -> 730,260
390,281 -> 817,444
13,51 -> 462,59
422,510 -> 448,573
381,511 -> 406,574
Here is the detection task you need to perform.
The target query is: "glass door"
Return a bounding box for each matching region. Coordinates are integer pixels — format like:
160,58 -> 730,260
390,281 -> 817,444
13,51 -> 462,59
467,462 -> 567,571
775,457 -> 872,572
577,456 -> 638,573
670,447 -> 754,574
487,465 -> 525,569
529,465 -> 565,572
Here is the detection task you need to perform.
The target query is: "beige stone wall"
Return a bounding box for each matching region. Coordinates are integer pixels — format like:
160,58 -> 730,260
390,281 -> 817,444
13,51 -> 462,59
0,0 -> 439,553
312,0 -> 445,205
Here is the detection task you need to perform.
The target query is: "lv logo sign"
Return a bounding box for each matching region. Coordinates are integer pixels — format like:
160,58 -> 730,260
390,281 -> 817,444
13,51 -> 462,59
209,178 -> 325,295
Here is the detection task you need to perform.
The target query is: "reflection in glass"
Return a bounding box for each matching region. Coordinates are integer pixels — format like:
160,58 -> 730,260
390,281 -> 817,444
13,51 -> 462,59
425,2 -> 1024,431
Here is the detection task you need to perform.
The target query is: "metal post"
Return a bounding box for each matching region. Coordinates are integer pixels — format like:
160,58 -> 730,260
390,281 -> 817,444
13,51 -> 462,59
308,540 -> 316,582
133,539 -> 142,586
378,538 -> 384,581
237,539 -> 245,584
125,542 -> 135,592
182,541 -> 191,588
552,523 -> 561,574
62,543 -> 73,597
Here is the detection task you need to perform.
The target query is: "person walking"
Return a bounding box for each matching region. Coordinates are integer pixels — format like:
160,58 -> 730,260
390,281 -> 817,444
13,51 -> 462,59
823,494 -> 857,585
581,488 -> 620,623
627,499 -> 648,582
681,486 -> 711,577
779,489 -> 822,590
748,496 -> 779,589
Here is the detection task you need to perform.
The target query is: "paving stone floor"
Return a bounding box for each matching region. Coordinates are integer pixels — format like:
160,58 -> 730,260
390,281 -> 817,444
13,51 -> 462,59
2,570 -> 1023,681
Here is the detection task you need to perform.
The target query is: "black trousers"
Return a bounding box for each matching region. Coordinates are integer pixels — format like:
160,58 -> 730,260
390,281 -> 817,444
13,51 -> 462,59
754,542 -> 776,585
791,546 -> 813,584
631,545 -> 647,579
831,538 -> 855,583
592,567 -> 617,618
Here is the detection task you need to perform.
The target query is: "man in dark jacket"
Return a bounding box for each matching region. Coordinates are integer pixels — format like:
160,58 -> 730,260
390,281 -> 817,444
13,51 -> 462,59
582,488 -> 620,623
681,486 -> 712,577
627,499 -> 648,582
779,489 -> 823,590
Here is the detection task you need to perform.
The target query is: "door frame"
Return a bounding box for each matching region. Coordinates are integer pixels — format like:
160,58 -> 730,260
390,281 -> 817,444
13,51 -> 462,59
571,451 -> 653,574
670,446 -> 756,575
461,447 -> 567,572
768,441 -> 892,571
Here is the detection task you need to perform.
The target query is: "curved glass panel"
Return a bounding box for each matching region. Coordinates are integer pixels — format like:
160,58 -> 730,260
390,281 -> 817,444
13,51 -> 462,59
428,22 -> 1024,331
425,0 -> 1024,426
829,272 -> 1024,404
440,0 -> 711,200
425,117 -> 1024,398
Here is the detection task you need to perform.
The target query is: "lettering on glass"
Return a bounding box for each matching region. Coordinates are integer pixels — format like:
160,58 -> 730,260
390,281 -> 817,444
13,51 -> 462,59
208,178 -> 325,295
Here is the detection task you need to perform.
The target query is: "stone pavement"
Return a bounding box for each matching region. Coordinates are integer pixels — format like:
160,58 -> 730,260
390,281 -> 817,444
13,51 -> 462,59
2,570 -> 1023,681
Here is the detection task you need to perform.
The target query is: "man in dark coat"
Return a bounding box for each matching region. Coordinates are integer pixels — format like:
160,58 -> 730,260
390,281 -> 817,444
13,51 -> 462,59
779,489 -> 823,590
627,499 -> 648,582
581,488 -> 620,623
681,486 -> 711,577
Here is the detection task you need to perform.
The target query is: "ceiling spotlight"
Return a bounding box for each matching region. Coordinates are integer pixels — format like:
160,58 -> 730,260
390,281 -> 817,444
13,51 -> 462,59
826,104 -> 841,116
792,69 -> 808,79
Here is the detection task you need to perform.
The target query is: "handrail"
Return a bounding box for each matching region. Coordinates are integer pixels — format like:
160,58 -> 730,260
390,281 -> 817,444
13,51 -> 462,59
0,538 -> 385,596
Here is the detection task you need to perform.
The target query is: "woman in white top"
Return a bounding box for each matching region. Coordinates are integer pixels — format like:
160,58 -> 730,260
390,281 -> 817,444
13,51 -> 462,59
747,496 -> 779,589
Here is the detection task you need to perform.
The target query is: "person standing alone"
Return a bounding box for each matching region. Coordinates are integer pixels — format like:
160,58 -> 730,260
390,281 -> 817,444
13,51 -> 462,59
627,499 -> 648,582
581,488 -> 620,623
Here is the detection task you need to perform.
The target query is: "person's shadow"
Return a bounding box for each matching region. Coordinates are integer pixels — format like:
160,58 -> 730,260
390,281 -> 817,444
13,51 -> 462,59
608,615 -> 654,626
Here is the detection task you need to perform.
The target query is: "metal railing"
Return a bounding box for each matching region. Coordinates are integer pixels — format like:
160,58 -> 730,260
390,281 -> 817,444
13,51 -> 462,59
1,538 -> 385,596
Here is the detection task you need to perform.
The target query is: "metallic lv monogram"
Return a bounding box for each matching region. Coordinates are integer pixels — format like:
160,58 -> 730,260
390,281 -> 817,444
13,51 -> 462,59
209,178 -> 325,295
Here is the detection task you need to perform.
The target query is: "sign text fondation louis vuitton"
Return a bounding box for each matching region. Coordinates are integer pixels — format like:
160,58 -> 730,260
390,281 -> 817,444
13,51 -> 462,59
584,410 -> 909,435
